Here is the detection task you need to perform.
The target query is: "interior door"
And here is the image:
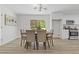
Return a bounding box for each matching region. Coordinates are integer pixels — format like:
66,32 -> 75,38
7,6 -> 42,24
52,19 -> 61,38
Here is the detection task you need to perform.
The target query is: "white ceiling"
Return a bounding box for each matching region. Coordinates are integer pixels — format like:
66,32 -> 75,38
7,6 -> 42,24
0,4 -> 79,15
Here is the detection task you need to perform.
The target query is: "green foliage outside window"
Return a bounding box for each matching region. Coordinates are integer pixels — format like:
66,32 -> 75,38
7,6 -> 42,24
39,20 -> 45,29
36,20 -> 46,29
31,20 -> 46,30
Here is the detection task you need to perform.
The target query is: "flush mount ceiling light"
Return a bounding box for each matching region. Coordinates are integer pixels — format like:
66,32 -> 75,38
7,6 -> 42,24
33,4 -> 47,12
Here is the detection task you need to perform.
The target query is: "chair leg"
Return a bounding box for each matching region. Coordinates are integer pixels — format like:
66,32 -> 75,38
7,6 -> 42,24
29,42 -> 31,49
47,40 -> 50,48
37,42 -> 39,50
36,41 -> 39,50
52,39 -> 54,46
20,39 -> 22,46
24,42 -> 28,49
33,42 -> 35,50
43,42 -> 46,50
24,41 -> 26,48
27,42 -> 29,49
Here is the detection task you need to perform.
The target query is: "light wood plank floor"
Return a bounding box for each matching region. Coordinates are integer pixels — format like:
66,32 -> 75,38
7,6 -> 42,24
0,38 -> 79,54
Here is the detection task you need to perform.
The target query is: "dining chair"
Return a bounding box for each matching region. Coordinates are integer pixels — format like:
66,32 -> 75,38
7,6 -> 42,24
37,30 -> 47,50
24,30 -> 36,49
20,30 -> 27,46
46,33 -> 54,48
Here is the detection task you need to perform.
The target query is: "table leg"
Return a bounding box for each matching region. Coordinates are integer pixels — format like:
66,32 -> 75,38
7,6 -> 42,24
36,41 -> 39,50
35,34 -> 39,50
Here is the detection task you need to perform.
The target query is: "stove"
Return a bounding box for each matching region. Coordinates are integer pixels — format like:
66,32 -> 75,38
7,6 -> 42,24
69,29 -> 78,40
70,30 -> 78,36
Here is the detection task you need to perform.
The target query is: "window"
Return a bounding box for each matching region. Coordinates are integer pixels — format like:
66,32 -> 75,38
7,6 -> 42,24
30,20 -> 46,30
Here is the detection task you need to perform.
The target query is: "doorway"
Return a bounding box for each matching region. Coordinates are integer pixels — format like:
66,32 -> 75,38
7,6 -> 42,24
52,19 -> 62,39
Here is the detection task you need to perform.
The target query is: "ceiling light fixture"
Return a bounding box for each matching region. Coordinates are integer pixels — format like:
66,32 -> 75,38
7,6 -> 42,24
33,4 -> 47,12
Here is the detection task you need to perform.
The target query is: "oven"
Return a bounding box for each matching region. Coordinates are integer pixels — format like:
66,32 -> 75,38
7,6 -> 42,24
70,32 -> 78,36
69,29 -> 78,39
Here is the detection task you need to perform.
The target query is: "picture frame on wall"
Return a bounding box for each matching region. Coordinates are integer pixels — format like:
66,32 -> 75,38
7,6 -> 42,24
4,14 -> 16,26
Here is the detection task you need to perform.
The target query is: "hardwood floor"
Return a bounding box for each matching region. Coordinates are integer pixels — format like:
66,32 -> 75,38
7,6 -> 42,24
0,38 -> 79,53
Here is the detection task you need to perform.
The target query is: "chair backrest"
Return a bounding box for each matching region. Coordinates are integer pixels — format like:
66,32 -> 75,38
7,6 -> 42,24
20,29 -> 27,40
47,33 -> 53,38
37,30 -> 46,42
26,30 -> 35,42
20,29 -> 26,33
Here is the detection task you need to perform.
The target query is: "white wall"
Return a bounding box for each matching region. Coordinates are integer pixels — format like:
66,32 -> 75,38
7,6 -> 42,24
0,6 -> 19,45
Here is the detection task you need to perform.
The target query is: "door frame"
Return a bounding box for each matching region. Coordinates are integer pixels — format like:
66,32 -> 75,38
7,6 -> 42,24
52,19 -> 62,39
